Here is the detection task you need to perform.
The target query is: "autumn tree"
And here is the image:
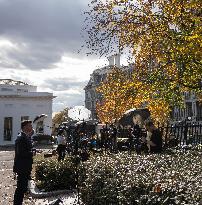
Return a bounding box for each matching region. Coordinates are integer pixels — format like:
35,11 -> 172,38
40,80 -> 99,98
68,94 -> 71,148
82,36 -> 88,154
84,0 -> 202,122
96,67 -> 129,123
52,107 -> 71,134
96,66 -> 173,123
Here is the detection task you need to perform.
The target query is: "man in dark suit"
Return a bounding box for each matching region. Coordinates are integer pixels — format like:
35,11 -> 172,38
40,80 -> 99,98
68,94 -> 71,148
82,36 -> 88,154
13,120 -> 34,205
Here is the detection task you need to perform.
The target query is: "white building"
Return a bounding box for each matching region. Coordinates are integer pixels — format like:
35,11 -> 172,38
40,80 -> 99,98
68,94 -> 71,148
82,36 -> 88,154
172,91 -> 202,122
0,79 -> 56,146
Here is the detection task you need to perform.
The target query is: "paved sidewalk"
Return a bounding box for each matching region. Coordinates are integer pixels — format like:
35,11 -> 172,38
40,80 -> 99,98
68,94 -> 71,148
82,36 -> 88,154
0,151 -> 78,205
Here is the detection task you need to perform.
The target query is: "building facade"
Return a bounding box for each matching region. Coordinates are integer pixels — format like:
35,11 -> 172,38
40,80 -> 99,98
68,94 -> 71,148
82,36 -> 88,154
0,79 -> 56,146
85,56 -> 202,123
84,67 -> 108,119
172,92 -> 202,122
84,54 -> 134,120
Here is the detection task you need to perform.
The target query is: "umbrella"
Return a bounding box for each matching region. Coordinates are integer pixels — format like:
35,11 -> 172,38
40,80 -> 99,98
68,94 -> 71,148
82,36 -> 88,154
68,106 -> 91,121
124,108 -> 137,115
33,114 -> 47,124
119,108 -> 150,127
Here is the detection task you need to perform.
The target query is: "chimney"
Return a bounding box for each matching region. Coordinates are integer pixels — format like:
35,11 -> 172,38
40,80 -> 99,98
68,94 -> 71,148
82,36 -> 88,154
115,53 -> 121,67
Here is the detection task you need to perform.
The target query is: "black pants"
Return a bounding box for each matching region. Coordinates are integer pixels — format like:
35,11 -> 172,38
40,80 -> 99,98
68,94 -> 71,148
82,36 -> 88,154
14,174 -> 29,205
110,136 -> 117,152
57,144 -> 66,161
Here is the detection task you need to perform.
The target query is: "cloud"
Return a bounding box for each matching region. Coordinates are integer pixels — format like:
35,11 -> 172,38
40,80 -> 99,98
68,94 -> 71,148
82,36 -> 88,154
43,77 -> 88,91
0,0 -> 91,70
0,54 -> 108,112
0,0 -> 119,112
53,91 -> 85,112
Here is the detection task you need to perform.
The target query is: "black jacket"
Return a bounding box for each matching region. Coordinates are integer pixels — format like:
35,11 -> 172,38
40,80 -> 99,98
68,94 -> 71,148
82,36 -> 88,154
13,132 -> 33,175
150,129 -> 163,153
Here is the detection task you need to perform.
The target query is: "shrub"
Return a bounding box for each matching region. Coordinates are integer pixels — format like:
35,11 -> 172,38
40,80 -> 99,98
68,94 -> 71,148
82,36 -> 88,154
79,145 -> 202,205
35,157 -> 77,191
32,134 -> 52,143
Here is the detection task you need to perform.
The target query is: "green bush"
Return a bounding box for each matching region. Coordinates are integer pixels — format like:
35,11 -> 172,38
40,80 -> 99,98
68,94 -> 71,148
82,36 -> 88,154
35,157 -> 77,191
79,145 -> 202,205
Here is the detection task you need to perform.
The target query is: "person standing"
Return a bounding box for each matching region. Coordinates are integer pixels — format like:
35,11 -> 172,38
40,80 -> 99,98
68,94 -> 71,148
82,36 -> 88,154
145,121 -> 163,153
131,124 -> 143,154
56,130 -> 67,161
109,124 -> 117,152
89,132 -> 97,150
100,126 -> 106,149
13,120 -> 34,205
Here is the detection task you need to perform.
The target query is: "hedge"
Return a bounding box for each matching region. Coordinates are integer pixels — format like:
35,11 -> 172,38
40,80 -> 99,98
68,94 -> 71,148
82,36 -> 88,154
35,157 -> 77,191
79,146 -> 202,205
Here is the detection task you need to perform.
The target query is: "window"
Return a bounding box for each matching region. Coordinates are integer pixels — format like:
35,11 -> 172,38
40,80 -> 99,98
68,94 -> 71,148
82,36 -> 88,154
36,104 -> 44,107
17,89 -> 28,92
21,116 -> 29,121
4,117 -> 12,141
86,102 -> 91,109
186,102 -> 193,117
1,88 -> 13,91
86,91 -> 91,99
21,104 -> 29,107
196,102 -> 202,120
5,104 -> 13,108
91,90 -> 95,99
91,101 -> 95,109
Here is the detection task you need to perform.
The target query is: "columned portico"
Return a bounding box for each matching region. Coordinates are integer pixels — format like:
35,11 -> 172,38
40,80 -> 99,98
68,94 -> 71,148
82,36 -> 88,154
0,79 -> 56,146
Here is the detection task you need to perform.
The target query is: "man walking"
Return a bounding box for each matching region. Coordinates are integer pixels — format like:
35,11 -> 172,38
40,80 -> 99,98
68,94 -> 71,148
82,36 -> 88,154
13,120 -> 34,205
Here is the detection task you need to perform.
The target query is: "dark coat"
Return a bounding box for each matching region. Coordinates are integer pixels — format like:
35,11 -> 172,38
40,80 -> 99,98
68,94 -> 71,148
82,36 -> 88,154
13,132 -> 33,175
150,129 -> 163,153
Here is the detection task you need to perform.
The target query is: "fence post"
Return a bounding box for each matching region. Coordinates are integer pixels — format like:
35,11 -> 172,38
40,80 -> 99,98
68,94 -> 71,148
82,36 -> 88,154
164,122 -> 169,147
184,123 -> 188,145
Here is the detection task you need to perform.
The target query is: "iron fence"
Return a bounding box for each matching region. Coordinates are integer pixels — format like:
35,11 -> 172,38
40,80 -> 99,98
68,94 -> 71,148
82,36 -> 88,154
159,121 -> 202,147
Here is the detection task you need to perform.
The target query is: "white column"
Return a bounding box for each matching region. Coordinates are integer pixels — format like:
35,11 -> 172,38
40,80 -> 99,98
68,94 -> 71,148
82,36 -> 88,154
108,55 -> 114,66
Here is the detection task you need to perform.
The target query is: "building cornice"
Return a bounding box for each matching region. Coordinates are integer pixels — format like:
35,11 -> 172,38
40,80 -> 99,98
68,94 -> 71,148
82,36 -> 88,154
0,95 -> 56,99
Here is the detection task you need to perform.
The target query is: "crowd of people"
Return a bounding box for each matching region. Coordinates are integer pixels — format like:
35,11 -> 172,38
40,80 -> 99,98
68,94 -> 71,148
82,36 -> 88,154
55,116 -> 163,162
99,121 -> 163,154
12,116 -> 163,204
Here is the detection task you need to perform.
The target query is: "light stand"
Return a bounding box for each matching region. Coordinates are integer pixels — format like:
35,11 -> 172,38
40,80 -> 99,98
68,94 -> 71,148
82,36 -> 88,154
72,154 -> 81,205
